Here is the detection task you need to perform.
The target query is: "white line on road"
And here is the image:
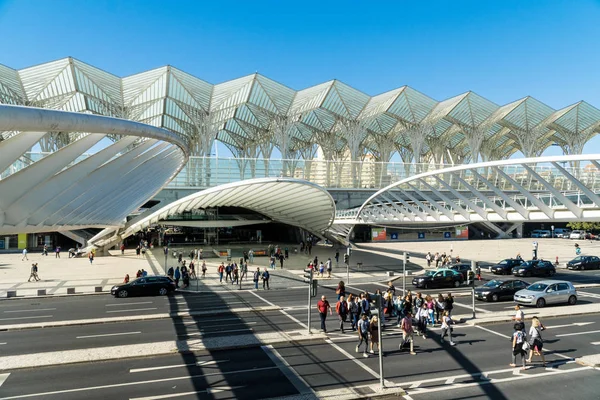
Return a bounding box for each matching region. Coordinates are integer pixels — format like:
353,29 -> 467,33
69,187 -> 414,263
105,307 -> 158,313
590,341 -> 600,345
262,345 -> 316,396
452,301 -> 490,313
248,290 -> 307,328
129,386 -> 244,400
180,328 -> 252,337
475,325 -> 511,339
0,343 -> 6,345
105,302 -> 153,307
556,329 -> 600,337
176,317 -> 241,325
0,367 -> 276,399
3,308 -> 56,313
0,315 -> 53,321
130,359 -> 228,373
546,322 -> 594,329
77,331 -> 142,339
0,373 -> 10,388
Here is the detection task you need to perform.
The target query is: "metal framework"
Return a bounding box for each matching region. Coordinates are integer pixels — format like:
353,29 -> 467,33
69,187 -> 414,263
2,57 -> 600,172
0,105 -> 188,234
346,154 -> 600,227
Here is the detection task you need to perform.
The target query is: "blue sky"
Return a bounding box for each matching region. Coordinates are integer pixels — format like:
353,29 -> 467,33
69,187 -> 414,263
1,0 -> 600,158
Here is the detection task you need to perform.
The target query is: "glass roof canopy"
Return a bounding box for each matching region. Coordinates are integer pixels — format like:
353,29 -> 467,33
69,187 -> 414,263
2,57 -> 600,164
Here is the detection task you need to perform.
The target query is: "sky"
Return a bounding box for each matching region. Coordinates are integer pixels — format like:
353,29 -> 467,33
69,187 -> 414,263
1,0 -> 600,158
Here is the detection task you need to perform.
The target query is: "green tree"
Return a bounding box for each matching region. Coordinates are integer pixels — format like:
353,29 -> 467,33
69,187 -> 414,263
566,222 -> 600,231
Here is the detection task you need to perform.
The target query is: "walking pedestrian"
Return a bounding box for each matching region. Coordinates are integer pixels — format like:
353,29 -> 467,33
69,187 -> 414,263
174,266 -> 181,288
88,251 -> 94,264
416,302 -> 428,338
136,245 -> 141,257
262,268 -> 270,290
476,265 -> 482,281
225,263 -> 232,282
22,248 -> 28,261
201,261 -> 207,278
326,258 -> 333,278
400,311 -> 417,355
167,266 -> 174,279
527,317 -> 546,366
335,250 -> 340,265
356,313 -> 370,358
120,244 -> 125,255
348,294 -> 359,331
425,295 -> 435,326
335,281 -> 346,300
336,295 -> 348,333
435,294 -> 446,324
511,322 -> 528,370
55,246 -> 61,258
253,267 -> 260,290
445,293 -> 454,317
189,261 -> 196,279
218,263 -> 224,283
248,249 -> 254,264
28,263 -> 40,282
232,264 -> 239,285
279,253 -> 285,269
512,304 -> 524,322
440,311 -> 456,346
317,295 -> 332,332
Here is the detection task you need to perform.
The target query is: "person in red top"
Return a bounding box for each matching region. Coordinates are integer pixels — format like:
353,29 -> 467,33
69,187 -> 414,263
317,295 -> 332,333
218,263 -> 225,283
336,295 -> 348,333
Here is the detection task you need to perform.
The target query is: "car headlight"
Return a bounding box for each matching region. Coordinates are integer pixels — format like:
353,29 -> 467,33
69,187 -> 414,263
417,278 -> 425,281
518,269 -> 525,273
525,295 -> 534,299
481,291 -> 490,296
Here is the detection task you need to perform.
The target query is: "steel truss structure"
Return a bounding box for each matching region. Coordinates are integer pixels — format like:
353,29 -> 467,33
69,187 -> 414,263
0,105 -> 188,234
2,58 -> 600,179
346,155 -> 600,236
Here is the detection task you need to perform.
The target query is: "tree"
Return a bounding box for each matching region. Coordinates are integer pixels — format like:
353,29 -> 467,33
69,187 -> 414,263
566,222 -> 600,231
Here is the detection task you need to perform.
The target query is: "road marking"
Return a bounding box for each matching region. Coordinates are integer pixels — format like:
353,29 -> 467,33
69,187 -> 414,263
177,317 -> 242,325
106,307 -> 158,313
129,386 -> 244,400
547,322 -> 594,329
0,315 -> 53,321
452,301 -> 490,313
591,341 -> 600,345
283,306 -> 309,311
0,373 -> 9,387
130,360 -> 228,373
0,367 -> 276,399
3,308 -> 57,313
556,329 -> 600,337
475,325 -> 511,339
262,345 -> 316,396
0,343 -> 6,345
180,328 -> 252,337
77,331 -> 141,339
248,290 -> 307,328
105,302 -> 153,307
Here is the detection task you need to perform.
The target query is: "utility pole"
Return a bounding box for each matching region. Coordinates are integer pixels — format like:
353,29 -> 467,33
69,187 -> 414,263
304,268 -> 314,334
372,294 -> 384,389
164,245 -> 168,275
471,259 -> 477,319
402,252 -> 408,294
344,249 -> 350,284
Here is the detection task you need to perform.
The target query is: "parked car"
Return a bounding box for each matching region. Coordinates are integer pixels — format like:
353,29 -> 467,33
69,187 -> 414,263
554,228 -> 571,238
514,280 -> 577,308
512,259 -> 556,277
447,263 -> 472,280
531,229 -> 551,238
412,268 -> 464,289
491,258 -> 524,275
111,276 -> 176,298
475,279 -> 530,302
570,230 -> 586,240
566,255 -> 600,270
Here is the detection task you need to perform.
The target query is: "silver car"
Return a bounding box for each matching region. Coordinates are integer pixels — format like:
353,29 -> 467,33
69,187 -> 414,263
513,280 -> 577,308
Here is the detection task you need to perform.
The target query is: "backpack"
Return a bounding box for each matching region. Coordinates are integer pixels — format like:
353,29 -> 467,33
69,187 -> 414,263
350,301 -> 359,314
515,331 -> 524,344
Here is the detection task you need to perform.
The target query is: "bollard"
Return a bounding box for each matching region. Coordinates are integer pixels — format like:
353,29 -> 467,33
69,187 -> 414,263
7,290 -> 17,298
386,271 -> 395,277
37,289 -> 46,296
67,288 -> 76,294
94,286 -> 103,293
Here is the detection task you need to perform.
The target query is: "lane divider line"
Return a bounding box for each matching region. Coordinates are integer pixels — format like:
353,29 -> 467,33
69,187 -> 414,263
129,359 -> 228,373
3,308 -> 57,313
76,331 -> 141,339
105,308 -> 158,314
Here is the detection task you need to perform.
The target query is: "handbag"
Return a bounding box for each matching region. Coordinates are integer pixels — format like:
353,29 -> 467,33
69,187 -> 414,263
522,341 -> 530,351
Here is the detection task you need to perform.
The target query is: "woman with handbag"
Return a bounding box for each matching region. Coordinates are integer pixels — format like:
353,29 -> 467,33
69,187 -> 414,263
510,322 -> 528,369
527,317 -> 546,366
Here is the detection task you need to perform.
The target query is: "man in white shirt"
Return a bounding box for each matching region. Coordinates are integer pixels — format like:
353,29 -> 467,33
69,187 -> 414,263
512,305 -> 524,322
22,248 -> 28,261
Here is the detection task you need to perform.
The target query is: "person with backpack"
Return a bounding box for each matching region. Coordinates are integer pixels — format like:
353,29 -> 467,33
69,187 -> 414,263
511,322 -> 528,370
262,268 -> 270,290
348,294 -> 359,331
400,311 -> 417,355
201,261 -> 207,278
253,267 -> 261,290
167,266 -> 174,279
356,313 -> 370,358
527,317 -> 546,366
336,295 -> 348,333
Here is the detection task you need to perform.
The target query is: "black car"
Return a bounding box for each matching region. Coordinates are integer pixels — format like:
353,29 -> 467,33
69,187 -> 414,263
111,276 -> 176,298
512,260 -> 556,277
447,263 -> 472,280
567,256 -> 600,270
491,259 -> 524,275
412,268 -> 465,289
474,279 -> 529,302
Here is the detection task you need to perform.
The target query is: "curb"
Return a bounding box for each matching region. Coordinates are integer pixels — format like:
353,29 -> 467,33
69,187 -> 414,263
0,305 -> 281,331
465,307 -> 600,326
0,331 -> 328,371
0,291 -> 108,301
576,356 -> 600,367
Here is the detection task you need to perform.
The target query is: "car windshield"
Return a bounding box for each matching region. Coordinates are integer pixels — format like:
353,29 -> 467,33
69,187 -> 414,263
483,280 -> 502,288
424,270 -> 437,277
527,283 -> 548,292
498,260 -> 508,265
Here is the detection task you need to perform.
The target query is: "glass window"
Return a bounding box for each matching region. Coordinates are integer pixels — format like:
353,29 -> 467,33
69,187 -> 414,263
547,284 -> 558,292
557,283 -> 570,291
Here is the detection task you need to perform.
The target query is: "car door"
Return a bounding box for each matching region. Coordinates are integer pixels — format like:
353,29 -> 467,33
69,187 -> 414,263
545,284 -> 561,304
556,283 -> 571,303
145,277 -> 159,294
432,272 -> 444,288
129,278 -> 146,296
593,256 -> 600,269
499,281 -> 514,300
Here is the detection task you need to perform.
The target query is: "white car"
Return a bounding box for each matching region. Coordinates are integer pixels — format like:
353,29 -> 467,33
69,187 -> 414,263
570,230 -> 586,240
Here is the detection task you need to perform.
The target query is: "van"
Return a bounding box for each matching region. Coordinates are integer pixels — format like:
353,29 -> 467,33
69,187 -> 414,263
553,228 -> 571,238
531,229 -> 551,238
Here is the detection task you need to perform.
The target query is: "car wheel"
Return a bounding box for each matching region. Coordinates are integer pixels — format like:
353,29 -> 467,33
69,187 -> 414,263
424,282 -> 429,289
117,289 -> 128,298
548,269 -> 555,276
159,287 -> 168,296
536,298 -> 546,308
491,293 -> 499,302
454,280 -> 460,288
568,295 -> 577,305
